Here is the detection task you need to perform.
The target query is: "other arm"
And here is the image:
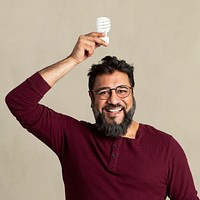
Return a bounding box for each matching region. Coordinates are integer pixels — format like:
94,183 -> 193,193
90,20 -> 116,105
167,138 -> 199,200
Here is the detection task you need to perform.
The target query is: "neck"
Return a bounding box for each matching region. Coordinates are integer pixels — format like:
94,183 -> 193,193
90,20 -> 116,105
122,120 -> 139,139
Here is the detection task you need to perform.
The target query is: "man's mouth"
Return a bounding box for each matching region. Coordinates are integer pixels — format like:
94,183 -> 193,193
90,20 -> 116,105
106,107 -> 123,113
104,105 -> 124,113
101,105 -> 126,123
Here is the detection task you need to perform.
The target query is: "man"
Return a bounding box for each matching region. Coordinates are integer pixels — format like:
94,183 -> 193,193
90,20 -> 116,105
6,32 -> 199,199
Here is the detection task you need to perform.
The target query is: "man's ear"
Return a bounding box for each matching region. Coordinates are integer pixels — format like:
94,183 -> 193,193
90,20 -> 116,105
88,91 -> 95,108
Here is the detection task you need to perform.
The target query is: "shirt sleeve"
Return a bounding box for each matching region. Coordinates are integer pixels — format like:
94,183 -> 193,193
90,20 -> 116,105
5,72 -> 67,158
167,137 -> 199,200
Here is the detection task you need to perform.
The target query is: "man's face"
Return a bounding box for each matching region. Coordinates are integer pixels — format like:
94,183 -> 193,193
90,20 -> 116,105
90,71 -> 135,137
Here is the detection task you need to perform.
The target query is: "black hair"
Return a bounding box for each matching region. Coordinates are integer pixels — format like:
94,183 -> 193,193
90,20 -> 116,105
87,56 -> 135,90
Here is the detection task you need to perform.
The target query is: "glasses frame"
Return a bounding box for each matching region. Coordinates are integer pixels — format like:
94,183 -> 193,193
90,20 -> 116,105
91,85 -> 133,100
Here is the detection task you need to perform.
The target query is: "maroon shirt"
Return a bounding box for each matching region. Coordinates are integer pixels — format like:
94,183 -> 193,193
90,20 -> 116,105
6,72 -> 199,200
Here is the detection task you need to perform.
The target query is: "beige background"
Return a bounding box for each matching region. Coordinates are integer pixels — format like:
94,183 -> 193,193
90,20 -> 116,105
1,0 -> 200,199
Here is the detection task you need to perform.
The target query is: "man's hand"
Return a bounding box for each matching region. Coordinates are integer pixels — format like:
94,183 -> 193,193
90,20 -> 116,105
69,32 -> 108,65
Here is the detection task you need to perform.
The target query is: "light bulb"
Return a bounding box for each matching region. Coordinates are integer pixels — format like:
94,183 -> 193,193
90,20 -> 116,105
96,17 -> 111,43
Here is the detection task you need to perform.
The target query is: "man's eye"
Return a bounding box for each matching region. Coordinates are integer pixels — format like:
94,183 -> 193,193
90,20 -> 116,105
99,91 -> 109,95
117,89 -> 128,94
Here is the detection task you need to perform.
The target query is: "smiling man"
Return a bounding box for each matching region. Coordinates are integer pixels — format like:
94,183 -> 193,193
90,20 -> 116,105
6,32 -> 199,200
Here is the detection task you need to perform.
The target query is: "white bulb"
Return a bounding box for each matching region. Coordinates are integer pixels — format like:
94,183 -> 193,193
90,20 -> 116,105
96,17 -> 111,43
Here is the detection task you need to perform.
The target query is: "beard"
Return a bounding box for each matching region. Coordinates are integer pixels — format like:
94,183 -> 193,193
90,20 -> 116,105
92,97 -> 136,137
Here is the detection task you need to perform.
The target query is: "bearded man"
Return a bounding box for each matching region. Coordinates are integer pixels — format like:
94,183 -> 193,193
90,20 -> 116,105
6,32 -> 199,200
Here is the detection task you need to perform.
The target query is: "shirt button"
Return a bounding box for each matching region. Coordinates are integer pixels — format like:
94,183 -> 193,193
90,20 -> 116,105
111,153 -> 116,158
112,144 -> 118,149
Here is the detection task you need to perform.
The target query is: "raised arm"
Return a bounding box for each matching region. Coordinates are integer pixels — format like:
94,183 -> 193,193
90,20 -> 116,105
39,32 -> 108,87
5,32 -> 108,155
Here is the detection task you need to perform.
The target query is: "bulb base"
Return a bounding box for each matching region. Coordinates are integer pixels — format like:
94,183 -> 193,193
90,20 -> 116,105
101,35 -> 109,44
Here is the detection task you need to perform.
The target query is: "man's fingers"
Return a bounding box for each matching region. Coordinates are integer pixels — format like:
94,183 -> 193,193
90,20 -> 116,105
69,32 -> 109,64
79,33 -> 108,53
83,32 -> 109,47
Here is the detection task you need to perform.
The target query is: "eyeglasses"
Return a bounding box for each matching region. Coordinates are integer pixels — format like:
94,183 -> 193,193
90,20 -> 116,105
92,85 -> 133,100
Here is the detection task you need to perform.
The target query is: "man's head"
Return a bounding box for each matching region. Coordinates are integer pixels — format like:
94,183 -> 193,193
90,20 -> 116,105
88,56 -> 136,137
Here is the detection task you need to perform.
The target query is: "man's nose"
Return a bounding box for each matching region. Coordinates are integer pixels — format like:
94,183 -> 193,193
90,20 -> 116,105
107,90 -> 121,105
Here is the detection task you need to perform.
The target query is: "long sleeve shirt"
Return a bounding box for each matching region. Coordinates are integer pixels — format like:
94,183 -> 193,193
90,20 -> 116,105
5,72 -> 199,200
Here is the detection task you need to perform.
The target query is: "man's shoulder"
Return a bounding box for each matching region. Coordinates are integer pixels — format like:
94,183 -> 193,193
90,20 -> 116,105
61,114 -> 94,131
139,123 -> 173,142
138,123 -> 181,155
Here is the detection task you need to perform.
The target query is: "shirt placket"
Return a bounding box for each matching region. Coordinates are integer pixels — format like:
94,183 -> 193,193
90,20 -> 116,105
108,137 -> 122,172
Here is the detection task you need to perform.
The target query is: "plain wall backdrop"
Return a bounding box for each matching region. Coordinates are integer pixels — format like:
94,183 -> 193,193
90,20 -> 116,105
1,0 -> 200,199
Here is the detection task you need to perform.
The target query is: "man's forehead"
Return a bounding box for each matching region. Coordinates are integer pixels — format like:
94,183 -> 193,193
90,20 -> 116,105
94,71 -> 130,89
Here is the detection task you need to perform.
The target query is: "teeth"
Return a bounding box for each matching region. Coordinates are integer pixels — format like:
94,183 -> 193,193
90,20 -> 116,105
108,108 -> 122,112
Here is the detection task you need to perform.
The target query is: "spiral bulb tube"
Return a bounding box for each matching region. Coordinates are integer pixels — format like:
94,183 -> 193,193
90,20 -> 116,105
96,17 -> 111,43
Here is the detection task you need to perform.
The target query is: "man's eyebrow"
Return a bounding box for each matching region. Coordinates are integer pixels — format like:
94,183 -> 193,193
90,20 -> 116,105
95,87 -> 110,92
